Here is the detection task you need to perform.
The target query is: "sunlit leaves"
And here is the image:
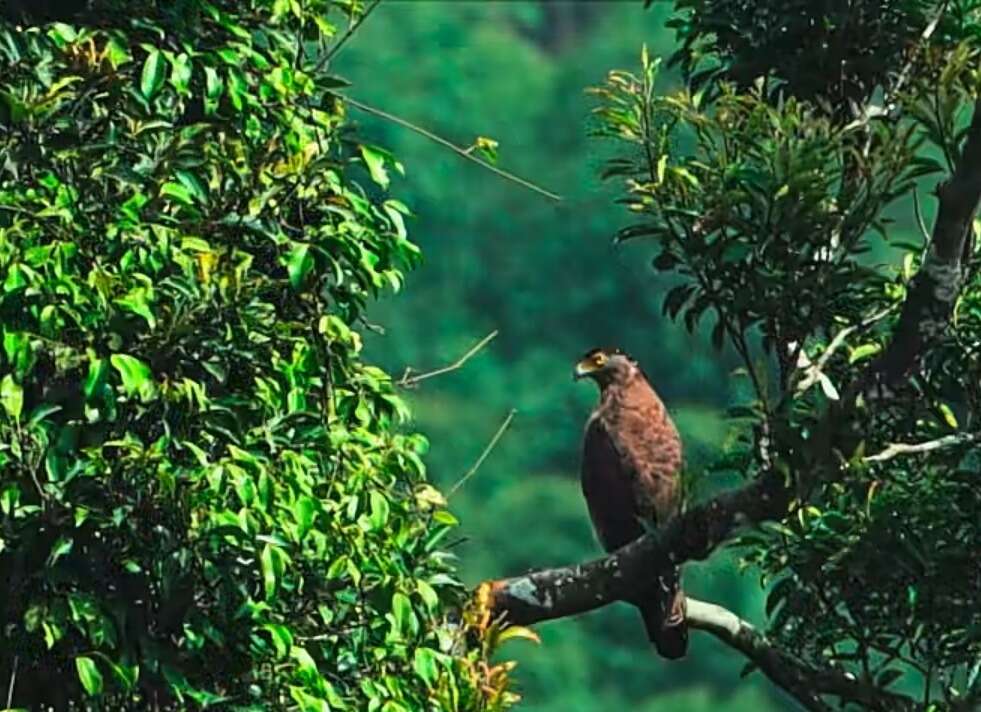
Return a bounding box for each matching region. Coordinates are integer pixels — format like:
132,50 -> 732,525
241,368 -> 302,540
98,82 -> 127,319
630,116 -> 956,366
0,2 -> 503,709
0,374 -> 23,420
360,144 -> 391,188
286,243 -> 314,289
260,543 -> 289,601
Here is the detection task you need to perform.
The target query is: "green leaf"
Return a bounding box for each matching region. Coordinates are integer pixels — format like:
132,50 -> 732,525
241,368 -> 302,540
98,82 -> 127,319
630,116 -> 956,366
939,402 -> 959,429
140,49 -> 166,99
160,181 -> 194,206
3,331 -> 32,378
110,354 -> 158,403
413,647 -> 439,686
368,490 -> 389,530
261,543 -> 287,601
360,145 -> 390,189
294,496 -> 316,540
0,375 -> 23,420
204,66 -> 223,114
75,656 -> 104,696
497,625 -> 541,646
48,536 -> 73,565
114,288 -> 156,329
264,623 -> 293,659
848,343 -> 881,364
432,510 -> 458,527
107,660 -> 139,691
27,403 -> 61,427
83,358 -> 108,400
168,52 -> 192,94
286,243 -> 314,289
174,170 -> 208,204
392,592 -> 418,638
47,22 -> 78,45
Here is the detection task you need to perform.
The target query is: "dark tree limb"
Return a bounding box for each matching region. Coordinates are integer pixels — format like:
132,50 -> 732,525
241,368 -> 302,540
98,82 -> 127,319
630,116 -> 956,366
870,99 -> 981,387
480,471 -> 790,626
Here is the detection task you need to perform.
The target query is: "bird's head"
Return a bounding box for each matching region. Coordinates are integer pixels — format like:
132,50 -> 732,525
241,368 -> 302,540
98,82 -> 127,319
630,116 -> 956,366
574,347 -> 636,388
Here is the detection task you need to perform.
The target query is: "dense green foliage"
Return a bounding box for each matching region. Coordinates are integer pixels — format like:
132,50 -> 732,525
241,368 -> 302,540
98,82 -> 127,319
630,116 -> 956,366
0,2 -> 510,709
598,0 -> 981,706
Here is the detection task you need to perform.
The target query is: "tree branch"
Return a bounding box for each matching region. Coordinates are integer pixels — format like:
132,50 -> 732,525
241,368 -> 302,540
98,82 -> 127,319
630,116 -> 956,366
480,470 -> 791,626
688,599 -> 916,712
864,431 -> 979,463
448,409 -> 516,497
314,0 -> 382,71
870,99 -> 981,387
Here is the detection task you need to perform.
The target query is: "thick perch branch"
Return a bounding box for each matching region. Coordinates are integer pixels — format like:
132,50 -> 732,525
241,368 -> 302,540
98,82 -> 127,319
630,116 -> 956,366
480,471 -> 790,626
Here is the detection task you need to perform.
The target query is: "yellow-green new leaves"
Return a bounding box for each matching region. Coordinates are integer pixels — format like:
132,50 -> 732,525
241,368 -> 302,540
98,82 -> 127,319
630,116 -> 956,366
0,374 -> 22,420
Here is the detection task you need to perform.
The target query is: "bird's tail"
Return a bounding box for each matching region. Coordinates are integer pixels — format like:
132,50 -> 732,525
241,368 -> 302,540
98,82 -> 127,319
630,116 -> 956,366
638,567 -> 688,659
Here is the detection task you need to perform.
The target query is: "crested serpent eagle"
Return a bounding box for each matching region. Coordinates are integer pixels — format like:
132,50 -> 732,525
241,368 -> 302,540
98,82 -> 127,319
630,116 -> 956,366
574,347 -> 688,659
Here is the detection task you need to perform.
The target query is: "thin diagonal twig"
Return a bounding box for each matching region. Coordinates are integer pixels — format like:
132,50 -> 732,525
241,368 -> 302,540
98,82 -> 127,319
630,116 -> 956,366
6,655 -> 17,708
340,95 -> 563,202
397,331 -> 498,388
449,409 -> 516,497
314,0 -> 382,73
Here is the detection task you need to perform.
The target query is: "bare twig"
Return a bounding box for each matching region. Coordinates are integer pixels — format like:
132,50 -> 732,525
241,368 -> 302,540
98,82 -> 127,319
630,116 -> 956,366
397,331 -> 498,388
892,1 -> 948,98
313,0 -> 382,72
449,409 -> 516,497
913,187 -> 931,245
864,432 -> 979,463
339,96 -> 563,202
6,655 -> 17,708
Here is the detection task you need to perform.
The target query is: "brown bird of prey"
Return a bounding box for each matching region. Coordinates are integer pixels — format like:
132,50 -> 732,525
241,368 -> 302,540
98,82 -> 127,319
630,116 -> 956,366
574,347 -> 688,658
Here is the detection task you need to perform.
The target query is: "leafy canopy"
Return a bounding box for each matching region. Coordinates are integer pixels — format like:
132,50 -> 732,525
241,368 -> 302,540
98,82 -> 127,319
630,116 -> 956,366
0,1 -> 518,709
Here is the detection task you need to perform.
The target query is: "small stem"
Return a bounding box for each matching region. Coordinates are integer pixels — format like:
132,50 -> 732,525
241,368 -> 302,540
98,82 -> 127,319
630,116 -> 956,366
397,331 -> 498,388
6,655 -> 17,708
449,409 -> 516,497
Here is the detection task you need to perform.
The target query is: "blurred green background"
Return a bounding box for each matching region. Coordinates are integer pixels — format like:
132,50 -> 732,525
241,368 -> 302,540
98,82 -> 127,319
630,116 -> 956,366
339,2 -> 794,710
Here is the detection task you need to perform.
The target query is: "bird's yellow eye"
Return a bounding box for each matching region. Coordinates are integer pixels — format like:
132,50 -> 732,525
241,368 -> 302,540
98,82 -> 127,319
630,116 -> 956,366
593,353 -> 607,366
